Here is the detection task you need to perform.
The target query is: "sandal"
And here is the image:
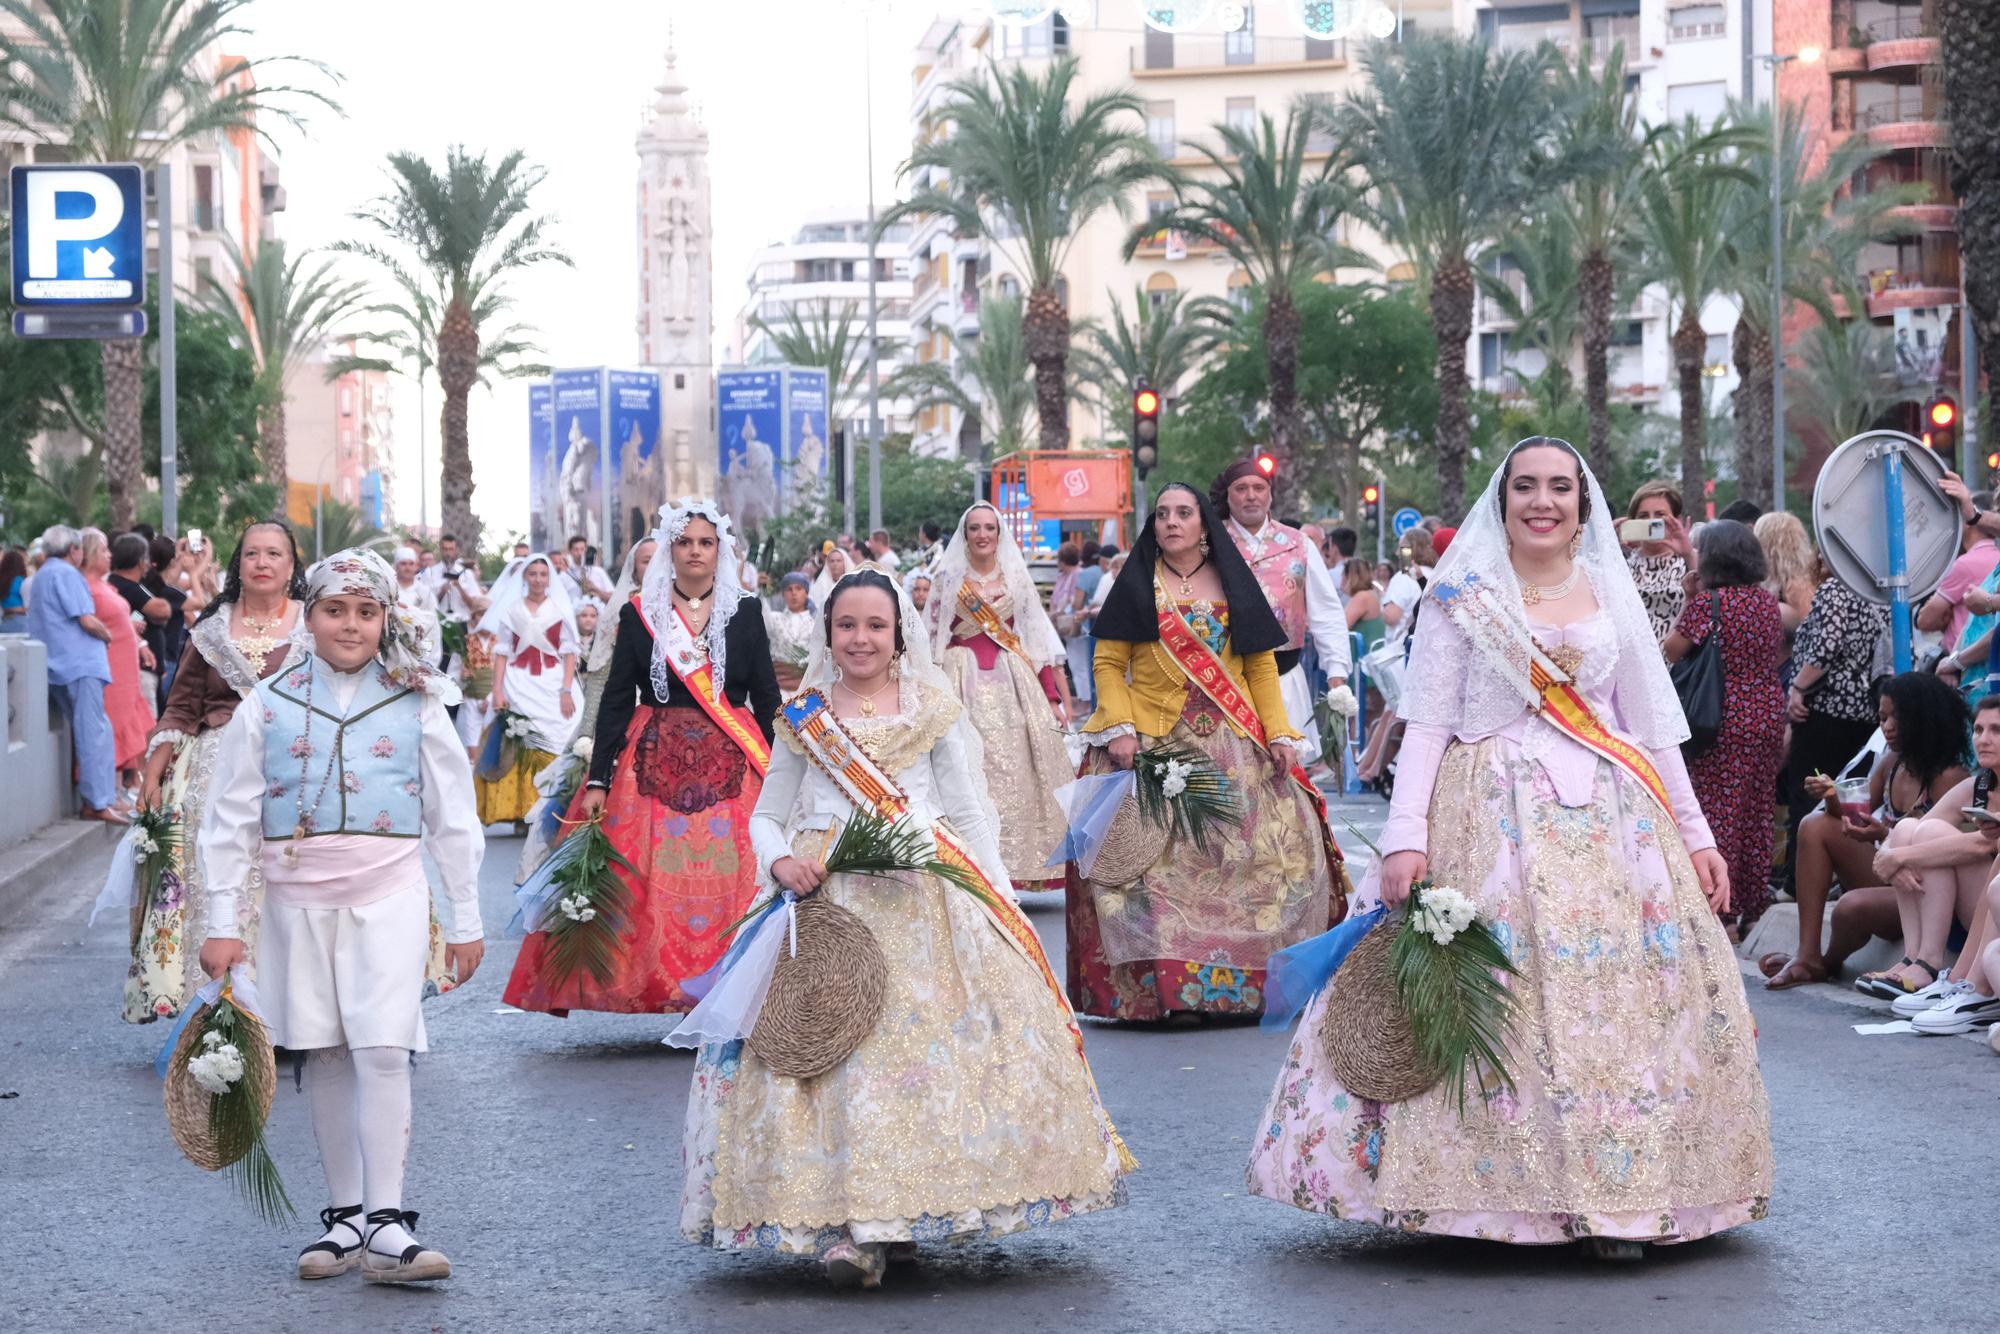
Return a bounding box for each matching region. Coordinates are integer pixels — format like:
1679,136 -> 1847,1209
1888,960 -> 1941,994
1856,958 -> 1914,1000
296,1204 -> 364,1280
360,1208 -> 451,1285
1764,957 -> 1827,991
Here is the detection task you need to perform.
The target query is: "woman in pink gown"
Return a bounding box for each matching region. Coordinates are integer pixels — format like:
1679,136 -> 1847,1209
82,527 -> 155,782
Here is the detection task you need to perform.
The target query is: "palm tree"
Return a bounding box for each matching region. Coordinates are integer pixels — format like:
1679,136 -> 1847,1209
1938,0 -> 1999,384
307,495 -> 389,562
197,238 -> 372,487
1786,319 -> 1923,446
1073,285 -> 1233,445
1552,44 -> 1661,484
337,148 -> 570,546
0,0 -> 339,529
1478,207 -> 1585,410
1129,106 -> 1367,484
1341,32 -> 1564,518
749,301 -> 893,418
885,58 -> 1162,450
1721,100 -> 1920,507
1630,118 -> 1750,504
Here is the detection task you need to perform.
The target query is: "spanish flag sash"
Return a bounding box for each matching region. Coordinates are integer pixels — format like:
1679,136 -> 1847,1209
1149,581 -> 1342,867
1429,572 -> 1672,814
954,584 -> 1039,674
779,688 -> 1135,1171
634,596 -> 771,777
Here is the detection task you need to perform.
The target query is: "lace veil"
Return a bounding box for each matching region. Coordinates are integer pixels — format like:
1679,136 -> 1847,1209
927,501 -> 1064,666
1398,439 -> 1690,751
639,498 -> 746,704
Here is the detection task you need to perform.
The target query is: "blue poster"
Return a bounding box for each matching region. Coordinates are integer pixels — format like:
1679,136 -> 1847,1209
718,368 -> 783,532
782,367 -> 830,507
551,368 -> 608,558
527,381 -> 556,553
606,368 -> 662,564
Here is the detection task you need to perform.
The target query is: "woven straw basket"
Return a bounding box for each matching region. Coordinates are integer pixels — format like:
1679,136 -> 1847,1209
748,896 -> 887,1081
1086,792 -> 1163,887
162,999 -> 277,1171
1317,918 -> 1442,1104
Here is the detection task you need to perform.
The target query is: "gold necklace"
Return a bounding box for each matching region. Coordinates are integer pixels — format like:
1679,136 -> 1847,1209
235,602 -> 286,659
841,678 -> 893,718
1160,554 -> 1206,599
1521,565 -> 1581,606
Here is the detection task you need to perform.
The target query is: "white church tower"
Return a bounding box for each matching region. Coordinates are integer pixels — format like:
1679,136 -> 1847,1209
636,39 -> 715,499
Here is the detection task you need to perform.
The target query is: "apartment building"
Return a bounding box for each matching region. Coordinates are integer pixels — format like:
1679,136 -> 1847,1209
731,208 -> 917,436
904,2 -> 1454,459
283,338 -> 397,533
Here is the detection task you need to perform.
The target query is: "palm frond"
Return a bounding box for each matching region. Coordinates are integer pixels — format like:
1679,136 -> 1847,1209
534,819 -> 639,989
1389,900 -> 1519,1118
1131,744 -> 1241,854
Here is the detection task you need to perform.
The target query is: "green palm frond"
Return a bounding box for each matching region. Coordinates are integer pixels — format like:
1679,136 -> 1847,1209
195,237 -> 373,389
879,295 -> 1085,463
535,819 -> 639,989
822,812 -> 985,898
1073,286 -> 1235,431
1131,744 -> 1241,854
1389,899 -> 1519,1118
175,996 -> 295,1225
1787,320 -> 1924,442
749,301 -> 894,410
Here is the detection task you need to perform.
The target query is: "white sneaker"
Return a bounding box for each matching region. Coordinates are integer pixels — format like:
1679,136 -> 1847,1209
1989,1022 -> 2000,1055
1892,975 -> 1967,1017
1911,988 -> 2000,1036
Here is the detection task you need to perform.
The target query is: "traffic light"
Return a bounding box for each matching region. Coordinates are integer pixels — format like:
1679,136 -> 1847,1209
1985,449 -> 1998,477
1132,379 -> 1161,479
1925,393 -> 1958,457
1361,483 -> 1382,530
1254,451 -> 1276,479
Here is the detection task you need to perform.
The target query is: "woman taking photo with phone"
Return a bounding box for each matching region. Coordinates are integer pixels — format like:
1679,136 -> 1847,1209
1623,480 -> 1692,644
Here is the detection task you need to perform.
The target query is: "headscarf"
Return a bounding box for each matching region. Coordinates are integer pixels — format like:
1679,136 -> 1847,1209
300,547 -> 460,703
1400,436 -> 1688,750
926,501 -> 1064,666
476,552 -> 578,647
640,497 -> 747,704
1207,458 -> 1266,517
808,544 -> 852,609
584,537 -> 655,675
392,544 -> 418,567
1090,482 -> 1286,654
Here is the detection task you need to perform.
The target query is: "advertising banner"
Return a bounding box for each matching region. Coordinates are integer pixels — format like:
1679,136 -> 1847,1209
718,368 -> 783,532
606,368 -> 663,564
782,367 -> 830,508
527,381 -> 557,552
551,368 -> 608,557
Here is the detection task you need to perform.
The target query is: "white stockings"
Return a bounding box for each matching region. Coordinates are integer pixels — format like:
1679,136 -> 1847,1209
306,1045 -> 415,1254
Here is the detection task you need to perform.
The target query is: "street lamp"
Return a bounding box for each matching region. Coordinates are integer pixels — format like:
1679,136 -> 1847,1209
1754,44 -> 1821,513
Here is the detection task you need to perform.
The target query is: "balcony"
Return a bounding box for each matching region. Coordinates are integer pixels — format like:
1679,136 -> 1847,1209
1129,225 -> 1232,259
1133,33 -> 1344,76
1865,115 -> 1950,151
1868,282 -> 1958,318
1868,36 -> 1940,71
1825,45 -> 1868,75
1890,203 -> 1957,230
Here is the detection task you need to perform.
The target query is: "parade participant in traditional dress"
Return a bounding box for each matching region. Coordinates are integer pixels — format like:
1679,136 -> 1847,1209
764,571 -> 816,692
196,547 -> 483,1284
1211,460 -> 1353,769
419,533 -> 487,744
124,522 -> 307,1023
1247,438 -> 1772,1257
927,502 -> 1073,892
807,542 -> 851,608
472,554 -> 582,826
677,569 -> 1132,1288
1068,483 -> 1338,1022
393,546 -> 440,663
503,500 -> 780,1016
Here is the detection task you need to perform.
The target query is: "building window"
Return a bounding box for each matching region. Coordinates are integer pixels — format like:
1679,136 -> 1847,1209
1479,331 -> 1508,383
1704,332 -> 1730,369
999,17 -> 1053,57
1609,319 -> 1644,348
1225,97 -> 1257,137
1146,101 -> 1176,158
1227,269 -> 1254,311
1666,80 -> 1728,123
1668,4 -> 1726,40
1583,0 -> 1641,49
1145,272 -> 1177,312
1225,5 -> 1255,65
192,164 -> 215,231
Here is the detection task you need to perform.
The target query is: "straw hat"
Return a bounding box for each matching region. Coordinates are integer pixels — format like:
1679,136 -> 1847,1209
748,896 -> 887,1080
1318,918 -> 1442,1104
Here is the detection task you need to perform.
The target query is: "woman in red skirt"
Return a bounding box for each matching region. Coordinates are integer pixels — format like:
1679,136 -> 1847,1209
504,499 -> 781,1015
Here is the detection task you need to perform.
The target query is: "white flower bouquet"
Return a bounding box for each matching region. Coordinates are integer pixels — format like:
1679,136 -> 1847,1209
1324,683 -> 1359,719
163,976 -> 294,1223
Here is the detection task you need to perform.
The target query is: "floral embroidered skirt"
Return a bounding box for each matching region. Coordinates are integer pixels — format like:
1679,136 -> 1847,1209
476,745 -> 557,825
680,864 -> 1128,1255
503,705 -> 760,1016
1066,691 -> 1332,1022
1246,737 -> 1774,1244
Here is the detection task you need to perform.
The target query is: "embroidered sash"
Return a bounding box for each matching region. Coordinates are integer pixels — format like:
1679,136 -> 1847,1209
1430,572 -> 1672,814
1149,581 -> 1344,872
779,688 -> 1136,1171
635,597 -> 770,777
955,584 -> 1038,673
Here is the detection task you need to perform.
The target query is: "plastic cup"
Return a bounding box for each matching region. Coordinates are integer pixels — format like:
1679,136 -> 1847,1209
1835,776 -> 1873,822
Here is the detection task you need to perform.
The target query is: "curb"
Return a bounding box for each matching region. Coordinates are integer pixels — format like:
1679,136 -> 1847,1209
0,820 -> 122,934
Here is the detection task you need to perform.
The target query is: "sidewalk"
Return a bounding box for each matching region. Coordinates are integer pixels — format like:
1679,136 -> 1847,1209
0,820 -> 121,938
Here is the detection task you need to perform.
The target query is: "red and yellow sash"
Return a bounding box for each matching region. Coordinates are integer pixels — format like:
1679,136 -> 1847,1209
1431,573 -> 1671,814
634,596 -> 770,777
955,584 -> 1038,674
779,687 -> 1135,1171
1150,585 -> 1344,873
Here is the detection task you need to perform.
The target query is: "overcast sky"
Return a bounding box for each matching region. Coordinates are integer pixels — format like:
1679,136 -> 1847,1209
246,0 -> 942,542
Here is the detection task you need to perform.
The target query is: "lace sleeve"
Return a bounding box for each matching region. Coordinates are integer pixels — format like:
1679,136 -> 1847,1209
1393,594 -> 1469,730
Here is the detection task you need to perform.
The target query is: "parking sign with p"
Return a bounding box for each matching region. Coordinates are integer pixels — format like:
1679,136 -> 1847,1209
9,163 -> 146,305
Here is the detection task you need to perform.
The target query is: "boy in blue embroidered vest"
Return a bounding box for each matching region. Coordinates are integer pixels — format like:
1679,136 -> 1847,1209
198,548 -> 484,1285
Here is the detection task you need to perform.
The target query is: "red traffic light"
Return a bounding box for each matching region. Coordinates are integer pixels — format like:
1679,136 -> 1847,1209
1254,452 -> 1276,477
1986,451 -> 1999,471
1930,397 -> 1958,429
1362,485 -> 1381,504
1133,388 -> 1160,415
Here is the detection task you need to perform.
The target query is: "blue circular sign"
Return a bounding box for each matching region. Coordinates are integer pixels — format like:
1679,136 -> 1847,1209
1391,507 -> 1423,536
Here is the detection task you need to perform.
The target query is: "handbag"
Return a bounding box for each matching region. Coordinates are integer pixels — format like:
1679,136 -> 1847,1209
1670,592 -> 1727,759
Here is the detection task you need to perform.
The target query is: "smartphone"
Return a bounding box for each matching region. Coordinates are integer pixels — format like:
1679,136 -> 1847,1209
1619,517 -> 1666,543
1962,806 -> 2000,825
186,527 -> 204,555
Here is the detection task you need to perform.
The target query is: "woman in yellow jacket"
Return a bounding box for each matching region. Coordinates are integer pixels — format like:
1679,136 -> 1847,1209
1066,482 -> 1336,1022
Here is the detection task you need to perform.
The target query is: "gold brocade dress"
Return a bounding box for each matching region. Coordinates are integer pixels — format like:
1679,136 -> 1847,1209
679,683 -> 1129,1254
938,583 -> 1074,891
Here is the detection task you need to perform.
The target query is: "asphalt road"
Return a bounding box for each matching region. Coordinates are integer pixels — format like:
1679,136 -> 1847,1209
2,799 -> 1993,1333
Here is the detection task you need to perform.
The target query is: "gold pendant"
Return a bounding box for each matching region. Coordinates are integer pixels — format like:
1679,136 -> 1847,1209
1522,585 -> 1542,607
860,697 -> 877,717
